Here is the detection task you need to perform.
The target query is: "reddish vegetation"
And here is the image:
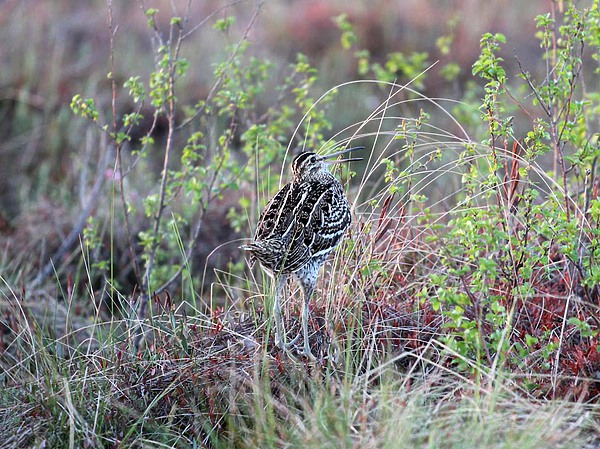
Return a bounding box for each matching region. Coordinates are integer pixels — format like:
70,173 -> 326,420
331,222 -> 600,402
0,4 -> 598,433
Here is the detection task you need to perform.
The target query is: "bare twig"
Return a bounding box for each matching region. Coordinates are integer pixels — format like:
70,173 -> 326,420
151,1 -> 265,294
141,30 -> 182,294
108,0 -> 142,287
176,0 -> 264,131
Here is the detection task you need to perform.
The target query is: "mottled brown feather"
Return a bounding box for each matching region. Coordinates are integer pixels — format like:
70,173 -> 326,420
242,151 -> 353,277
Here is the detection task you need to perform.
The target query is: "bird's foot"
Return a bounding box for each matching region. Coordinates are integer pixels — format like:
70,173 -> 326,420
283,333 -> 301,348
298,340 -> 317,361
274,333 -> 285,350
275,329 -> 301,348
275,333 -> 316,361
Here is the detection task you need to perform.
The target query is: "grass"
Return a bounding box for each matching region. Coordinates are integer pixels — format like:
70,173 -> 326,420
1,89 -> 599,445
1,1 -> 600,447
0,287 -> 597,448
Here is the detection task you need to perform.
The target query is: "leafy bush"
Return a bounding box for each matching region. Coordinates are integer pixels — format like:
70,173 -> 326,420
0,0 -> 598,447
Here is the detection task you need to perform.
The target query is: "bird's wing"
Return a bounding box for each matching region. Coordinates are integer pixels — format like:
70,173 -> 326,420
301,183 -> 351,260
251,181 -> 350,273
253,183 -> 296,241
252,182 -> 311,270
276,181 -> 351,271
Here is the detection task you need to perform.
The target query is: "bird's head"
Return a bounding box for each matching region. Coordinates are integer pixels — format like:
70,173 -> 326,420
291,147 -> 363,181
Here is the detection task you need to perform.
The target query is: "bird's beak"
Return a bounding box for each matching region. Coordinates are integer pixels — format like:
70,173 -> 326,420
322,146 -> 364,164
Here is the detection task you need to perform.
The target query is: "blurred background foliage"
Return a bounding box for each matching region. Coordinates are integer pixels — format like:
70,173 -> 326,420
0,0 -> 552,214
1,3 -> 600,445
0,0 -> 592,296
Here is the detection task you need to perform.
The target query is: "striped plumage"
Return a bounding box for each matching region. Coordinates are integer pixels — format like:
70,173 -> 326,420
242,147 -> 362,359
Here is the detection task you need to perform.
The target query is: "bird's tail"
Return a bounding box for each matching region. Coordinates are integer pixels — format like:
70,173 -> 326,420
239,242 -> 258,267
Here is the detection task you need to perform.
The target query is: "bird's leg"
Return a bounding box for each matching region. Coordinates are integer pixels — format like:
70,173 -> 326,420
280,282 -> 301,348
298,282 -> 316,360
273,275 -> 287,349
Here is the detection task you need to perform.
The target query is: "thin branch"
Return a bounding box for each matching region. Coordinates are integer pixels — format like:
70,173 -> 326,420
515,57 -> 551,118
108,0 -> 142,287
181,0 -> 246,41
142,21 -> 184,293
176,0 -> 264,131
152,1 -> 265,294
156,115 -> 239,295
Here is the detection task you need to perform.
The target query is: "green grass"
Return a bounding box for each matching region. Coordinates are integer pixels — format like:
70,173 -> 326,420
0,288 -> 597,448
1,1 -> 600,448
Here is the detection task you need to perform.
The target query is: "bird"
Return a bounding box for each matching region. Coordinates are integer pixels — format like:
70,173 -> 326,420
241,146 -> 362,359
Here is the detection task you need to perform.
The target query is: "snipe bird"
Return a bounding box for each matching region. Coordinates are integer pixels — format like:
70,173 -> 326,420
241,146 -> 362,359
